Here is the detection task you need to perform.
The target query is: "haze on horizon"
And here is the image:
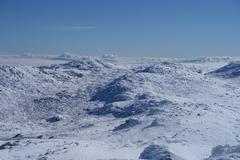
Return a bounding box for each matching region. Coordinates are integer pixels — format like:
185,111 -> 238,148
0,0 -> 240,57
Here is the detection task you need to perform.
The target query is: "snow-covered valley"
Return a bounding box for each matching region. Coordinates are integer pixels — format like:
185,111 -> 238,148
0,56 -> 240,160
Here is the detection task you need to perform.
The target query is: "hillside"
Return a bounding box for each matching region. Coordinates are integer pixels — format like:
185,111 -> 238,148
0,56 -> 240,160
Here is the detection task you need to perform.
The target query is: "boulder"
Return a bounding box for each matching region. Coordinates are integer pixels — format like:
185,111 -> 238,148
46,116 -> 61,123
139,144 -> 183,160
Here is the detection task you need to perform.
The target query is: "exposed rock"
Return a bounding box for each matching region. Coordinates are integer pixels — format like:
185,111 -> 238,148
36,135 -> 43,139
139,144 -> 183,160
0,141 -> 18,150
205,144 -> 240,160
10,134 -> 24,140
91,75 -> 132,103
46,116 -> 61,123
37,156 -> 48,160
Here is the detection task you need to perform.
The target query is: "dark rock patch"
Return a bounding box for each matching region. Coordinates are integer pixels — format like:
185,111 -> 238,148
0,141 -> 18,150
36,135 -> 43,139
37,156 -> 48,160
205,144 -> 240,160
139,144 -> 183,160
5,134 -> 24,141
91,76 -> 132,104
46,116 -> 61,123
10,134 -> 24,140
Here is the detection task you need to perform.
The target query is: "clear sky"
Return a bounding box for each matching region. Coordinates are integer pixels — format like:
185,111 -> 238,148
0,0 -> 240,57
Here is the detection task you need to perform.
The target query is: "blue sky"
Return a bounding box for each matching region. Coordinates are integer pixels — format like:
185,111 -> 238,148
0,0 -> 240,57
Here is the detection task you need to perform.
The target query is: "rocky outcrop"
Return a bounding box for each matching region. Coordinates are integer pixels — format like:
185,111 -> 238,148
205,144 -> 240,160
139,144 -> 184,160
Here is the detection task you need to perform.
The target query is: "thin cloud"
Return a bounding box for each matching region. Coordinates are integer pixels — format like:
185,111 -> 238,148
63,26 -> 96,31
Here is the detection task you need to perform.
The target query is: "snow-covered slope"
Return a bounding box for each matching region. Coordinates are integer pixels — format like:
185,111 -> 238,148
0,56 -> 240,160
208,62 -> 240,78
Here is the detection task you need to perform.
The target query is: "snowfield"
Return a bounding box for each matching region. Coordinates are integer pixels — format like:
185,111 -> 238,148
0,55 -> 240,160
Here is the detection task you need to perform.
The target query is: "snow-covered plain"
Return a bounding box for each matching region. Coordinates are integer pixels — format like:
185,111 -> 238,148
0,55 -> 240,160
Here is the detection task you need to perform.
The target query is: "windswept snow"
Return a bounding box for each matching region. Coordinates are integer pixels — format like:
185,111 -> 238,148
0,56 -> 240,160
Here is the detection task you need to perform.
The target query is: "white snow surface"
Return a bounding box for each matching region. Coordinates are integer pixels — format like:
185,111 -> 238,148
0,56 -> 240,160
